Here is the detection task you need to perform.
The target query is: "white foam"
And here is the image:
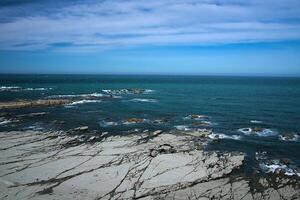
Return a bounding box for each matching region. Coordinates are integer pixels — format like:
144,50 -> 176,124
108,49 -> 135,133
175,125 -> 191,131
128,98 -> 157,103
279,134 -> 299,142
49,93 -> 106,98
100,121 -> 119,127
0,86 -> 53,91
256,129 -> 277,137
0,86 -> 20,89
144,89 -> 155,93
260,163 -> 300,177
0,86 -> 21,91
250,120 -> 263,124
102,89 -> 155,95
184,114 -> 208,120
24,87 -> 52,91
123,119 -> 146,125
67,100 -> 102,106
238,128 -> 276,137
208,133 -> 241,140
238,128 -> 252,135
0,120 -> 12,125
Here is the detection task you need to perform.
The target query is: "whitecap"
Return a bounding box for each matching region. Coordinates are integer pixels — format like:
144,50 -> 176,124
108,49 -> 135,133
0,120 -> 12,125
128,98 -> 157,103
250,120 -> 263,124
102,88 -> 154,95
238,128 -> 252,135
24,87 -> 52,91
208,133 -> 241,140
144,89 -> 155,93
255,129 -> 276,137
67,100 -> 102,106
238,128 -> 276,137
260,163 -> 300,177
0,86 -> 21,91
49,93 -> 106,98
100,121 -> 119,127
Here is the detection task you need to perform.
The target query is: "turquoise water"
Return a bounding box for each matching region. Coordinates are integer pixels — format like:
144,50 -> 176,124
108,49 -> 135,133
1,75 -> 300,174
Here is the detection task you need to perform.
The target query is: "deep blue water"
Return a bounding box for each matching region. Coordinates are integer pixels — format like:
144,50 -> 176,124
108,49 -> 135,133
1,74 -> 300,174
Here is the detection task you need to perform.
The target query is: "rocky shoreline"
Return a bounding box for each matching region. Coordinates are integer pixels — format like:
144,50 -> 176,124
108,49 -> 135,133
0,129 -> 299,200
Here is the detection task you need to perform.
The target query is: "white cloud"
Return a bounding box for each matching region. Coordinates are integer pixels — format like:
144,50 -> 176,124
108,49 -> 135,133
0,0 -> 299,51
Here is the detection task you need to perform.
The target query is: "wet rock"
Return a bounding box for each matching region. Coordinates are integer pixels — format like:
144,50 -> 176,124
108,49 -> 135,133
126,118 -> 145,123
279,132 -> 299,141
253,127 -> 264,132
281,158 -> 292,165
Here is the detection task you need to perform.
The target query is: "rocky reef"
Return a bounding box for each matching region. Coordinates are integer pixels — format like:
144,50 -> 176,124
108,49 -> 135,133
0,99 -> 72,110
0,130 -> 299,200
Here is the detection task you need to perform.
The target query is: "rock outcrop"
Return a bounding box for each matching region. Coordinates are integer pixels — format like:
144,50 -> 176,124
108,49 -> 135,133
0,99 -> 72,110
0,130 -> 299,200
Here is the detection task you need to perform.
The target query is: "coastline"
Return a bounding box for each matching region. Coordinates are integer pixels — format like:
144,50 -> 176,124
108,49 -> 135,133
0,130 -> 299,200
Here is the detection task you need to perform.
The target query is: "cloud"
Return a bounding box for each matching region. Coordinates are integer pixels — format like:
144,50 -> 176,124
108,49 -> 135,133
0,0 -> 300,51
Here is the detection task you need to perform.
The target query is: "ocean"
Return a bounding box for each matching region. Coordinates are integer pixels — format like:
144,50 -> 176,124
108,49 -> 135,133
1,74 -> 300,175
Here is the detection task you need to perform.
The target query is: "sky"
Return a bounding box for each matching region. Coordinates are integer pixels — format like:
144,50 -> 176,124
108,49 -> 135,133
0,0 -> 300,76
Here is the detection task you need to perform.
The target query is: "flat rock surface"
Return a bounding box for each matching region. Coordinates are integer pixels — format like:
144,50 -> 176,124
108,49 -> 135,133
0,131 -> 299,200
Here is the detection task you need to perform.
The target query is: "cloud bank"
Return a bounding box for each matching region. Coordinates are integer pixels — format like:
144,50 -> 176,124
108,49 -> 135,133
0,0 -> 300,51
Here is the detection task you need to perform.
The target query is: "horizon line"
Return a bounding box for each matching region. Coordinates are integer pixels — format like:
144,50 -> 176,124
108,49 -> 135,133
0,73 -> 300,78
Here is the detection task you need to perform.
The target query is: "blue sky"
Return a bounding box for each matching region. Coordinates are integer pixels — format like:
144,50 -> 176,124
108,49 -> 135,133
0,0 -> 300,76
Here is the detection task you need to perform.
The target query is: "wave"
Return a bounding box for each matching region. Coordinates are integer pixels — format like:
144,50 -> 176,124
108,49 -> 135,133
102,88 -> 155,95
127,98 -> 157,103
0,120 -> 12,125
24,87 -> 52,91
174,125 -> 191,131
0,86 -> 53,91
0,86 -> 20,90
99,121 -> 119,127
256,152 -> 300,177
49,93 -> 107,98
250,120 -> 263,124
208,133 -> 241,140
144,89 -> 155,93
238,127 -> 277,137
66,100 -> 102,106
260,163 -> 300,177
